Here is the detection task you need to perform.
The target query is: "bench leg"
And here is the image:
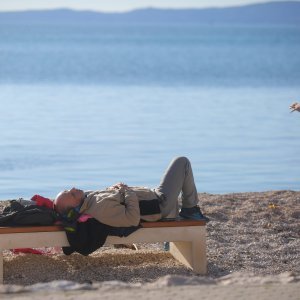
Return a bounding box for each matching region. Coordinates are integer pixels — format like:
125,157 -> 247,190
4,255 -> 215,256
169,238 -> 206,274
0,249 -> 3,284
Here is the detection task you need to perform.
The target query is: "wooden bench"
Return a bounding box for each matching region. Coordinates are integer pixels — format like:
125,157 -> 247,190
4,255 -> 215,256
0,220 -> 207,284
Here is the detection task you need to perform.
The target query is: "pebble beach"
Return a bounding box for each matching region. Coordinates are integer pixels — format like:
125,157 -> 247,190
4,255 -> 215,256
1,190 -> 300,299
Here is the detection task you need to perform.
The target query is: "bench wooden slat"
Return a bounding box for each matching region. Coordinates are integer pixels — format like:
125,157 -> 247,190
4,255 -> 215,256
0,220 -> 205,234
0,225 -> 63,234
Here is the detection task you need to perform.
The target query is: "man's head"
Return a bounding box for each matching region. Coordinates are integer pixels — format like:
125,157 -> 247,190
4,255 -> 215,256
54,187 -> 85,214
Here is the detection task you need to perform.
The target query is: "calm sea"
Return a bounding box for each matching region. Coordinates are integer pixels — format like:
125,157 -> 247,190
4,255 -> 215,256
0,23 -> 299,199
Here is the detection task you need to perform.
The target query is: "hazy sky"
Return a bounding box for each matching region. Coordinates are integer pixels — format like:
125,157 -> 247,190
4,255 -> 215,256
0,0 -> 295,12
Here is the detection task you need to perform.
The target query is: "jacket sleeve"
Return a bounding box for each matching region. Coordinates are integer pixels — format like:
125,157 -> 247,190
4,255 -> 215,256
107,190 -> 140,227
82,190 -> 141,227
96,190 -> 140,227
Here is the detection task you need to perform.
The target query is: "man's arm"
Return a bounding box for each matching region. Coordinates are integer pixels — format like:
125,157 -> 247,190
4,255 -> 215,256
120,189 -> 141,226
102,189 -> 140,227
290,102 -> 300,112
103,184 -> 141,227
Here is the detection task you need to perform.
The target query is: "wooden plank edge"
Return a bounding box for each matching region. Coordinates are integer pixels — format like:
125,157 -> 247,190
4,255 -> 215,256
0,220 -> 206,234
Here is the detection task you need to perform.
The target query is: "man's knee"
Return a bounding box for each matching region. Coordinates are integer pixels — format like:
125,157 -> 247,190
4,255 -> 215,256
172,156 -> 190,166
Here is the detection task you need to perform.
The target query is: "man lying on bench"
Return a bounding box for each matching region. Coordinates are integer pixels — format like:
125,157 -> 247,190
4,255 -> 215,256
0,157 -> 208,281
53,156 -> 209,254
0,157 -> 208,256
53,156 -> 209,227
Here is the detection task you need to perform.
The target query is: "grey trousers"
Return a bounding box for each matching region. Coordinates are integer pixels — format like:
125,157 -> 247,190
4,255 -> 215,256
154,156 -> 199,218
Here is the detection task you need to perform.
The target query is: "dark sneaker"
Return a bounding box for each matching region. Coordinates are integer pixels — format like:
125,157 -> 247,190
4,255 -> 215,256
179,206 -> 209,222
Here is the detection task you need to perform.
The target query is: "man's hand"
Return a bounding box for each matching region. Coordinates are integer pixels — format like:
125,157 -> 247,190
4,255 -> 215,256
107,182 -> 130,193
290,102 -> 300,112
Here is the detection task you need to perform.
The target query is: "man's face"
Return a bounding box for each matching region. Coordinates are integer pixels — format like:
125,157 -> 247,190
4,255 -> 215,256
54,187 -> 85,214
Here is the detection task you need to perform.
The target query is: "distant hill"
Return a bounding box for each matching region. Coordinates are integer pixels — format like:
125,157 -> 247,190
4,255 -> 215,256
0,1 -> 300,24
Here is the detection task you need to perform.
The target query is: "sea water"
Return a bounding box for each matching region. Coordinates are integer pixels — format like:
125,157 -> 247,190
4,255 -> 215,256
0,23 -> 299,198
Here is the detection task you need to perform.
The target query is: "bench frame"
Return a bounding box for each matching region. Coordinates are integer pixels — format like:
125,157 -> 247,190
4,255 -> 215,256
0,220 -> 206,284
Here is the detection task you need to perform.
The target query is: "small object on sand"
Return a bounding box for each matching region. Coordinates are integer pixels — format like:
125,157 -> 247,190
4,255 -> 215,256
268,203 -> 279,209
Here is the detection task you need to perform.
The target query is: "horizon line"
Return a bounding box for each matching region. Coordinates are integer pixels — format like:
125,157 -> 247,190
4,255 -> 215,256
0,1 -> 298,14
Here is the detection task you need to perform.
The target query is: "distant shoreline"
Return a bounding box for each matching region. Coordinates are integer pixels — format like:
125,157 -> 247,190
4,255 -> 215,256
0,2 -> 299,25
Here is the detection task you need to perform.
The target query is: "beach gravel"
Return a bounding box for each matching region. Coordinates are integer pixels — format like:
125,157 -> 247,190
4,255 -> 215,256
1,190 -> 299,299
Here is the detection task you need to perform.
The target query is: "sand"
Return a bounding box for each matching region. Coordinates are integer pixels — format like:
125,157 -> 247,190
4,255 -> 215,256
1,190 -> 300,299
